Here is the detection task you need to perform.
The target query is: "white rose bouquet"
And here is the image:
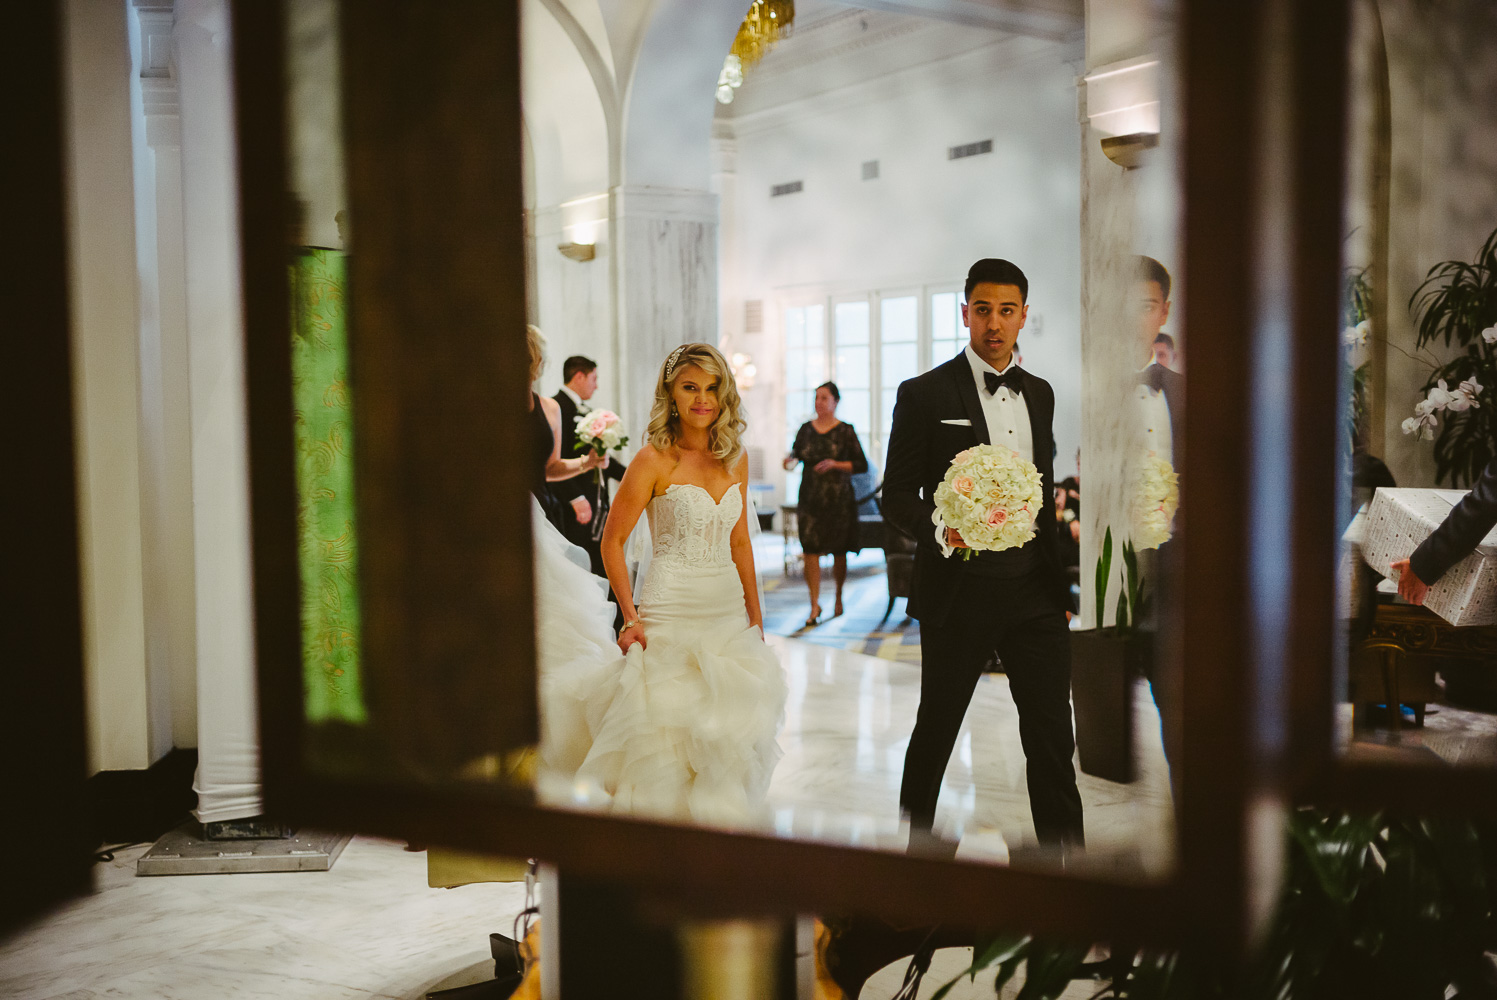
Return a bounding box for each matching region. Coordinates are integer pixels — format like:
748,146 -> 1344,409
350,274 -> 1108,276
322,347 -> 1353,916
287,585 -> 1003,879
931,444 -> 1044,560
1131,450 -> 1179,551
574,409 -> 629,465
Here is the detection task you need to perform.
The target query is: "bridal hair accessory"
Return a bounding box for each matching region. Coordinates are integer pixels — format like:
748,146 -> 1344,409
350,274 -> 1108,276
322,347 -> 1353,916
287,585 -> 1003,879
664,345 -> 688,383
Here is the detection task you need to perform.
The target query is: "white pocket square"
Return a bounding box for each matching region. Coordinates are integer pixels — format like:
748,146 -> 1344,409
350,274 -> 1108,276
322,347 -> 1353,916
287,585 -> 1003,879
940,418 -> 972,426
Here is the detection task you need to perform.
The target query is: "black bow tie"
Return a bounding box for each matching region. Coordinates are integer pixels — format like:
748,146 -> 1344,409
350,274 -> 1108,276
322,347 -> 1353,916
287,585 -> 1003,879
985,369 -> 1022,396
1139,365 -> 1165,392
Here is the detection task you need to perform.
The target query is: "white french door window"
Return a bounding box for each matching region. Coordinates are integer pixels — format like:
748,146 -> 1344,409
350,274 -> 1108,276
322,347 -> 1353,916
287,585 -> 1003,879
832,299 -> 872,463
930,290 -> 964,370
876,294 -> 919,464
783,303 -> 826,501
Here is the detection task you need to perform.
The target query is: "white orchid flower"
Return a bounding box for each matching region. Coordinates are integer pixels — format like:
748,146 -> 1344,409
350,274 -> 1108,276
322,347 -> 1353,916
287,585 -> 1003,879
1446,376 -> 1485,412
1426,380 -> 1460,412
1401,410 -> 1439,439
1482,324 -> 1497,345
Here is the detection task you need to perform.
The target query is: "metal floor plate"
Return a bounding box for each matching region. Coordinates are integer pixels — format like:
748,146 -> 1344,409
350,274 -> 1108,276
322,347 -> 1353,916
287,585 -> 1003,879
136,824 -> 351,876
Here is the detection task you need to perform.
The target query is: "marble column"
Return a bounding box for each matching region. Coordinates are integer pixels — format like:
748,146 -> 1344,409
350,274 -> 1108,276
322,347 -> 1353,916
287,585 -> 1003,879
130,0 -> 199,755
1076,6 -> 1178,628
611,185 -> 719,437
62,0 -> 152,772
174,0 -> 260,822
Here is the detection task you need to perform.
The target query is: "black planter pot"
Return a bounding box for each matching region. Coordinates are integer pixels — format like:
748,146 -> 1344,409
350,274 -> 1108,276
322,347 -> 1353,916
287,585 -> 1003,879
1070,629 -> 1151,784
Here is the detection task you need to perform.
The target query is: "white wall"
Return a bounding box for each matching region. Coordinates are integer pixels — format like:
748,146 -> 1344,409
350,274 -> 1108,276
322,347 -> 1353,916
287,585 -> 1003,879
522,0 -> 742,435
1377,0 -> 1497,488
719,13 -> 1086,502
63,0 -> 153,774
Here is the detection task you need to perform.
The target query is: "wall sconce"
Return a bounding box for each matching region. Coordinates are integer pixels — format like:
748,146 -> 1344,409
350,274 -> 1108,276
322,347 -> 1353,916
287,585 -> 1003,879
1100,132 -> 1159,169
1083,56 -> 1161,171
558,242 -> 595,262
730,351 -> 757,389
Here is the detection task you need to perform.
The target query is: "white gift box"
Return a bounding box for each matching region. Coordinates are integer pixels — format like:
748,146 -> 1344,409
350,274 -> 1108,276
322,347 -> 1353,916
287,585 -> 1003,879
1360,487 -> 1497,626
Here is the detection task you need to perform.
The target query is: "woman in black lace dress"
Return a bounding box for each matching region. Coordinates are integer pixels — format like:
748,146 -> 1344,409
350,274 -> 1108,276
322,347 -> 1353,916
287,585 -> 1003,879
783,382 -> 869,626
527,325 -> 603,529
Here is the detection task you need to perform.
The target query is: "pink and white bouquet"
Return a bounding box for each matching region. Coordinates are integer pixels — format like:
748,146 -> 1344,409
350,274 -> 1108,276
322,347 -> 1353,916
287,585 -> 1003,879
931,444 -> 1044,560
574,409 -> 629,471
1131,450 -> 1179,551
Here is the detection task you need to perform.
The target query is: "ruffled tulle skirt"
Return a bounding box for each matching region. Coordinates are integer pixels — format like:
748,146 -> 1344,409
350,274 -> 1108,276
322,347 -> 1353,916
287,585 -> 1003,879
534,509 -> 786,829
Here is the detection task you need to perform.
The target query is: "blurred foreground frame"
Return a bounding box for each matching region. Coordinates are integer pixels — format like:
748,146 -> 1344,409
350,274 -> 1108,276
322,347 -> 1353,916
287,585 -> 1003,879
233,0 -> 1356,958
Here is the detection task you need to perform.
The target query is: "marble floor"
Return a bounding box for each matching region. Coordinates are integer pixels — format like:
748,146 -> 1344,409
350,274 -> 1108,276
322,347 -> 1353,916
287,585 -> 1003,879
0,835 -> 1088,1000
0,837 -> 529,1000
762,635 -> 1176,879
4,633 -> 1172,999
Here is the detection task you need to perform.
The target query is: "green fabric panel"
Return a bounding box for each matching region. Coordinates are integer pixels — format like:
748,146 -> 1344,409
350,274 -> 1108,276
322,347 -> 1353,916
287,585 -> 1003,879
291,248 -> 368,723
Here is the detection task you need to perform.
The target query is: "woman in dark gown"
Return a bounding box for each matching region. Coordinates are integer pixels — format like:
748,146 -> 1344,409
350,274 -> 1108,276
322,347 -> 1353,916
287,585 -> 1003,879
783,381 -> 869,626
527,325 -> 603,529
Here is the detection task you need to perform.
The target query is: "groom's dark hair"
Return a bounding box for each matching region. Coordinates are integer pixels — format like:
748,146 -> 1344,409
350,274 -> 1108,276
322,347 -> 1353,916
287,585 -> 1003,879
562,355 -> 597,382
1135,255 -> 1172,300
965,258 -> 1028,303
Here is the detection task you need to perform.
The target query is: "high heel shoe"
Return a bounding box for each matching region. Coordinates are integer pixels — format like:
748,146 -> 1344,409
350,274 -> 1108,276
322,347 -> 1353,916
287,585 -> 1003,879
804,604 -> 822,628
832,599 -> 844,619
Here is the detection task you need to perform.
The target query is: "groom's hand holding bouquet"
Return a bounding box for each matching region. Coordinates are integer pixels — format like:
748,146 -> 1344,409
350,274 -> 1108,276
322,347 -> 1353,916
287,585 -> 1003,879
932,444 -> 1045,559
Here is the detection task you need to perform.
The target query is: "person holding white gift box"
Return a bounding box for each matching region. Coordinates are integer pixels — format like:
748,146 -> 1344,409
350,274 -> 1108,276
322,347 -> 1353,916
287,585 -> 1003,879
1391,457 -> 1497,605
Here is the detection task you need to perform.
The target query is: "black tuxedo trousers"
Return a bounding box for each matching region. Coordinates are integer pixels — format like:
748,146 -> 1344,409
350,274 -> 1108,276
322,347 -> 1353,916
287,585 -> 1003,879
899,565 -> 1083,847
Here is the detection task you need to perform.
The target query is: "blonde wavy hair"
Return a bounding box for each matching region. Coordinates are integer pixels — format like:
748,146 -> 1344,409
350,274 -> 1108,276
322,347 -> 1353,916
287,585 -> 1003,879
525,324 -> 546,385
646,343 -> 747,468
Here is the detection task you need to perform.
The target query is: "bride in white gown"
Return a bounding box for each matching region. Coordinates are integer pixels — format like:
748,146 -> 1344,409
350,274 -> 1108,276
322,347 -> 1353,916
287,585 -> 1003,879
536,343 -> 786,828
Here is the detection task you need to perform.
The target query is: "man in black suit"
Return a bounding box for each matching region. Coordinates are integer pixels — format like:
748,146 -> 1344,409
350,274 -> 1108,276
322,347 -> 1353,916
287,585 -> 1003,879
1391,457 -> 1497,605
1132,257 -> 1184,770
1135,256 -> 1183,453
550,355 -> 625,576
883,258 -> 1084,850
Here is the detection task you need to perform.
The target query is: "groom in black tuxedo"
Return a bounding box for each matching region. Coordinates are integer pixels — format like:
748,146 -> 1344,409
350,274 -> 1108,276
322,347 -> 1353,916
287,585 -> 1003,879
883,258 -> 1084,849
551,355 -> 626,576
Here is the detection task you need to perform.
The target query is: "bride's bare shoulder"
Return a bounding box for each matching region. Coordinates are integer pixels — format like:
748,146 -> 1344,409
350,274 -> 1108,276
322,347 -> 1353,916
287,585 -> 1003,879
631,443 -> 678,484
634,442 -> 674,468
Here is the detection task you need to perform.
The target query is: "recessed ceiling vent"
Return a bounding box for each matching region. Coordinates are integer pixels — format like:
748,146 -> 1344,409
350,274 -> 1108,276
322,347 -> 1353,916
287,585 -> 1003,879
948,139 -> 993,160
771,180 -> 803,197
861,160 -> 879,180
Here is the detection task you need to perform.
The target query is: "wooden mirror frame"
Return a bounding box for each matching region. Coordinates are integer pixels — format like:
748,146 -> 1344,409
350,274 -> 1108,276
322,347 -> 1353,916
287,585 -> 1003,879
235,0 -> 1351,950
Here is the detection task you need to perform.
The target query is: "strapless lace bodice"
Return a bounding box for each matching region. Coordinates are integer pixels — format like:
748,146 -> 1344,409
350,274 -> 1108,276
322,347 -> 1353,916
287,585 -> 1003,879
647,483 -> 741,569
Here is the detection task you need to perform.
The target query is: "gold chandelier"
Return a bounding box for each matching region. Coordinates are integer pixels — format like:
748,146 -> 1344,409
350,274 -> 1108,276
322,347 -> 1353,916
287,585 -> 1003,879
717,0 -> 794,104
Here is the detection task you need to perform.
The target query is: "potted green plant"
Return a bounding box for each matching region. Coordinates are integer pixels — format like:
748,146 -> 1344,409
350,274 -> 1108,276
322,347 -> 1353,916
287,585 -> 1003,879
1399,225 -> 1497,487
1070,528 -> 1152,784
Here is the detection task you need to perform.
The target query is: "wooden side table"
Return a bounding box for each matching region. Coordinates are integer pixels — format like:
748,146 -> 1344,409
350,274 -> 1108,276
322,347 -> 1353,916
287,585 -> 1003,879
1350,602 -> 1497,728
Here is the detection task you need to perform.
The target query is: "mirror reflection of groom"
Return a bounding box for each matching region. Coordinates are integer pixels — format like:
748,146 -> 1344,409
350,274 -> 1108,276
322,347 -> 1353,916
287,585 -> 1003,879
883,258 -> 1084,855
550,355 -> 626,576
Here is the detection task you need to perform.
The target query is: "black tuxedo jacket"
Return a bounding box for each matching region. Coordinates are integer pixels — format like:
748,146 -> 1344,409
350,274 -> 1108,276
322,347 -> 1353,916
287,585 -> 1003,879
883,354 -> 1069,625
549,390 -> 624,506
1145,363 -> 1184,454
1410,456 -> 1497,585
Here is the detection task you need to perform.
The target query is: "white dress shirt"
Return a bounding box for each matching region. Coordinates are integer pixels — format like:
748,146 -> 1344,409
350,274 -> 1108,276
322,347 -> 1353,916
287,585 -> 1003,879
935,346 -> 1035,555
965,344 -> 1033,463
559,384 -> 588,413
1137,364 -> 1173,464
